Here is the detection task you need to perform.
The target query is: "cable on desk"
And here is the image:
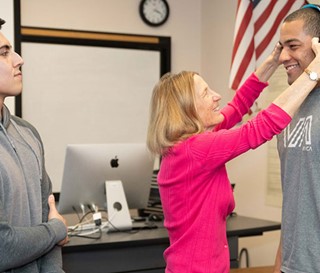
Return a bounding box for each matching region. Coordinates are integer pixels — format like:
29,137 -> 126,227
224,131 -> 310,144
239,247 -> 250,268
99,209 -> 143,234
68,208 -> 157,239
67,211 -> 102,239
69,228 -> 103,240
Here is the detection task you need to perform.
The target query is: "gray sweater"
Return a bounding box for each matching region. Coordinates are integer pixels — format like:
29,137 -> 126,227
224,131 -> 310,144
0,105 -> 67,272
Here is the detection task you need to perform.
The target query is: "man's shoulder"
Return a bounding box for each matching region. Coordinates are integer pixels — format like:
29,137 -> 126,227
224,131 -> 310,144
11,115 -> 35,130
11,115 -> 41,141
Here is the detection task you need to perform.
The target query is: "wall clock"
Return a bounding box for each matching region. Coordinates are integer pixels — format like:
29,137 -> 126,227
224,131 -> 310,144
139,0 -> 170,27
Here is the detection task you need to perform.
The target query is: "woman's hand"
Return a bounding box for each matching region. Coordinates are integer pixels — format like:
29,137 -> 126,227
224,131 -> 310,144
255,42 -> 283,82
311,36 -> 320,56
309,37 -> 320,69
270,42 -> 283,65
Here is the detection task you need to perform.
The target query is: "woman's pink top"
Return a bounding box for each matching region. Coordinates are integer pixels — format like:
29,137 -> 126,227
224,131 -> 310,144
158,73 -> 291,273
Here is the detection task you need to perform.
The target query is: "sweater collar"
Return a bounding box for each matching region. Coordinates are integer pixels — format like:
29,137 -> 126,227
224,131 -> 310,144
2,104 -> 11,129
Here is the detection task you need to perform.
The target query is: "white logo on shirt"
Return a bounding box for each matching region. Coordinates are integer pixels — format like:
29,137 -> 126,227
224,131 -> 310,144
283,116 -> 312,151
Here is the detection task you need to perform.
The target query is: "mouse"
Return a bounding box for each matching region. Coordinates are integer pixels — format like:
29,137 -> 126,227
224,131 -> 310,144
148,214 -> 163,222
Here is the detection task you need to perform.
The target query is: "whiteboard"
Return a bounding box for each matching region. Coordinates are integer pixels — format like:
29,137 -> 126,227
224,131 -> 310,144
21,42 -> 161,192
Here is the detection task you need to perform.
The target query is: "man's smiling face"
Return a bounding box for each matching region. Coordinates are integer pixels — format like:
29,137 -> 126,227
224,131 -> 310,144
279,19 -> 315,85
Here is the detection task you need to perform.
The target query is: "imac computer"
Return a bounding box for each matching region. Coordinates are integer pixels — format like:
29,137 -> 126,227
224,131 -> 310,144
58,143 -> 155,219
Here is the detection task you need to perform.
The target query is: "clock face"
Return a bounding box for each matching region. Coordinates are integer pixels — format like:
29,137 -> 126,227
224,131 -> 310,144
139,0 -> 170,27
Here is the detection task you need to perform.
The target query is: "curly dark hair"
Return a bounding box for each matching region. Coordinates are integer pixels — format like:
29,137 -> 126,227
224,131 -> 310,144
0,18 -> 6,30
284,5 -> 320,38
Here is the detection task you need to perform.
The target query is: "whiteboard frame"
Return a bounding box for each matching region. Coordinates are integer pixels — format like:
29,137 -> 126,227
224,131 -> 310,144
18,26 -> 170,194
18,26 -> 171,116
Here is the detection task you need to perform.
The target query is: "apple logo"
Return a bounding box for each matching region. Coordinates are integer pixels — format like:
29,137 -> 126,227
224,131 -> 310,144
110,156 -> 119,168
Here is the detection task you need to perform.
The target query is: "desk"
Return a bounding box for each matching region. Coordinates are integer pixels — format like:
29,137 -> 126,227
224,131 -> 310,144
62,215 -> 280,273
227,215 -> 280,268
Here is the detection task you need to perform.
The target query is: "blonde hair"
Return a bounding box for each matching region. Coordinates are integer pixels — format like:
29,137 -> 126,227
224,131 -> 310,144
147,71 -> 204,156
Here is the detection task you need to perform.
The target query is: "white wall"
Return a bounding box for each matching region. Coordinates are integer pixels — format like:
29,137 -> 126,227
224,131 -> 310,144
201,1 -> 237,107
20,0 -> 202,74
19,0 -> 320,267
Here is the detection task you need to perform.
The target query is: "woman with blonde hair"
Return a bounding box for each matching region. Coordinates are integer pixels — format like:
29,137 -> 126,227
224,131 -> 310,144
147,38 -> 320,273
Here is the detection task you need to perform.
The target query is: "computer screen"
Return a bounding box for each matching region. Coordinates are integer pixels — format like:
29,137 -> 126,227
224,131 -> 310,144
58,143 -> 154,214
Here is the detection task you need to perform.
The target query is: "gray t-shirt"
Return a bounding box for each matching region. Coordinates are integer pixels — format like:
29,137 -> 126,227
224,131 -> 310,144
278,87 -> 320,273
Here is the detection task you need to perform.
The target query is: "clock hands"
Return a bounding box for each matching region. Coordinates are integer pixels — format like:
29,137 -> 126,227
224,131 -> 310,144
154,9 -> 163,16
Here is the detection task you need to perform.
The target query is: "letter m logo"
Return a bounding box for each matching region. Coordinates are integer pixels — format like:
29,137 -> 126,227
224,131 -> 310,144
283,116 -> 312,148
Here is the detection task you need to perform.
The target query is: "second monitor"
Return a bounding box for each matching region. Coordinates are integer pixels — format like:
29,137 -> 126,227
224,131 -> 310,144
58,143 -> 155,215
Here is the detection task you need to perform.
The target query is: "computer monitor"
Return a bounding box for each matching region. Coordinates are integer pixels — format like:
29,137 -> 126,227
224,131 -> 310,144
58,143 -> 154,215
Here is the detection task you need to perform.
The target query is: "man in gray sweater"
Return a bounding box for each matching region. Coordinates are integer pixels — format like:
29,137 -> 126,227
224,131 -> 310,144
0,19 -> 68,272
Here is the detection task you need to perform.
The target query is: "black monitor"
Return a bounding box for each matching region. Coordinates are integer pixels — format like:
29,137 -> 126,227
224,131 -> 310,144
58,143 -> 154,215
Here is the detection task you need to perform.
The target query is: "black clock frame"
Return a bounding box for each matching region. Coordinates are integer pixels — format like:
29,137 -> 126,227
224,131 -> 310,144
139,0 -> 170,27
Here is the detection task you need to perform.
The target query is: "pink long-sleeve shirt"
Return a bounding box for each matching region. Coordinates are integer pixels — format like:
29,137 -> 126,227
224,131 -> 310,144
158,73 -> 291,273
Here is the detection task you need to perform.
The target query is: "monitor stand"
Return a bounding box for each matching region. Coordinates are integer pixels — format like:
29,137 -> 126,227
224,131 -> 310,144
105,180 -> 132,232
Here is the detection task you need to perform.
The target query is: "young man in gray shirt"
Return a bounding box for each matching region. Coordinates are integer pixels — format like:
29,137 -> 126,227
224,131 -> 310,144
275,4 -> 320,273
0,19 -> 68,272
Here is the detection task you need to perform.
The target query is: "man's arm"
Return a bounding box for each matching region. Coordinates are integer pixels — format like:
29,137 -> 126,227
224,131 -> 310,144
0,216 -> 67,271
39,246 -> 65,273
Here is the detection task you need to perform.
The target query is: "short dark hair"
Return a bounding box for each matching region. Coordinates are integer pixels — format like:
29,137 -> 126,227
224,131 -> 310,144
284,6 -> 320,38
0,18 -> 5,30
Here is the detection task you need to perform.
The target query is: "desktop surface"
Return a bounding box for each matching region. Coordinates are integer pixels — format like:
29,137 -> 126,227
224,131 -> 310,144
63,215 -> 281,252
63,220 -> 167,273
64,215 -> 281,249
226,214 -> 281,237
64,223 -> 167,249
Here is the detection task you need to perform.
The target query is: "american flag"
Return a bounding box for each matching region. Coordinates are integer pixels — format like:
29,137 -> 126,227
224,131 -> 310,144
229,0 -> 308,90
